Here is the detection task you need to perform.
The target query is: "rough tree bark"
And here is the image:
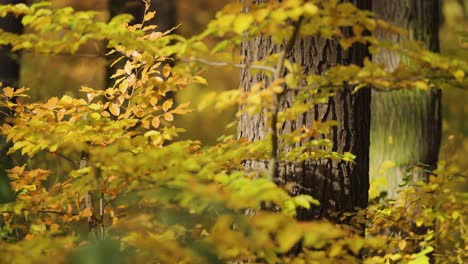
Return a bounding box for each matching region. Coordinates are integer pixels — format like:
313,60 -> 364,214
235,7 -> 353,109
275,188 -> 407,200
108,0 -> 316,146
239,0 -> 371,219
370,0 -> 441,199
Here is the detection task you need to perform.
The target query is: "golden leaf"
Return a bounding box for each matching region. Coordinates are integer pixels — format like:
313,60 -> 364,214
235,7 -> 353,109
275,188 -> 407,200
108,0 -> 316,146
162,64 -> 171,78
45,97 -> 59,110
109,103 -> 121,116
151,116 -> 160,128
50,224 -> 60,232
150,96 -> 158,106
162,99 -> 173,112
57,109 -> 66,121
81,207 -> 93,218
2,87 -> 14,98
163,113 -> 174,121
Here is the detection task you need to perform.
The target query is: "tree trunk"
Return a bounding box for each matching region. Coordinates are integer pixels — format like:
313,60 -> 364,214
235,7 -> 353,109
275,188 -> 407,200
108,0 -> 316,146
0,0 -> 25,203
0,0 -> 23,88
239,0 -> 371,219
370,0 -> 441,199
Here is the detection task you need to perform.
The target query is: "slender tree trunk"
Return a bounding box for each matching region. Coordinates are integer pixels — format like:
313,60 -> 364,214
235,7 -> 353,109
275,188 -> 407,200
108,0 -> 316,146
0,0 -> 23,88
239,0 -> 371,219
0,0 -> 25,203
0,0 -> 25,165
370,0 -> 441,199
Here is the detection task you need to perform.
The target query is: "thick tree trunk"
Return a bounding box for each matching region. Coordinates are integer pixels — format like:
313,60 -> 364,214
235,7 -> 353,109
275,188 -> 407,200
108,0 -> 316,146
239,0 -> 371,219
370,0 -> 441,199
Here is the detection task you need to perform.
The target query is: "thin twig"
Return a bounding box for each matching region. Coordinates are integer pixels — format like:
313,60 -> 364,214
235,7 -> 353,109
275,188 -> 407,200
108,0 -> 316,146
44,150 -> 79,166
183,57 -> 276,74
268,17 -> 304,181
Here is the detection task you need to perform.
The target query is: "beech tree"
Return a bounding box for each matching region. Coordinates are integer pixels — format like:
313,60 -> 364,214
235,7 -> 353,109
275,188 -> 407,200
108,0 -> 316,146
239,0 -> 371,219
370,0 -> 441,198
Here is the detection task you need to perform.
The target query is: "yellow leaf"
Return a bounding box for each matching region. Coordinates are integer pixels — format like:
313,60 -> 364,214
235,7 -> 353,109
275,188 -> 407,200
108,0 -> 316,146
388,135 -> 393,145
101,111 -> 111,117
163,113 -> 174,121
162,64 -> 171,78
50,224 -> 60,232
413,80 -> 428,90
90,112 -> 101,120
233,13 -> 254,34
398,240 -> 407,251
303,3 -> 319,16
57,109 -> 66,121
45,97 -> 59,110
144,11 -> 155,22
141,119 -> 150,129
452,69 -> 465,82
194,76 -> 208,85
109,103 -> 121,116
2,87 -> 14,98
150,96 -> 158,106
81,207 -> 93,218
61,95 -> 73,104
162,99 -> 173,112
124,61 -> 133,75
151,116 -> 160,128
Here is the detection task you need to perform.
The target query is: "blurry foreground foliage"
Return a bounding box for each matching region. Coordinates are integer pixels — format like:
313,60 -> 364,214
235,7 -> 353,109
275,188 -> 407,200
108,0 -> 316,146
0,1 -> 466,263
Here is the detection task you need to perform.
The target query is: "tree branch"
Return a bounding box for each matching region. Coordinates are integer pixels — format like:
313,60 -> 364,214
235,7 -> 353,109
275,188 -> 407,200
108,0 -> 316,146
269,17 -> 304,181
183,57 -> 276,74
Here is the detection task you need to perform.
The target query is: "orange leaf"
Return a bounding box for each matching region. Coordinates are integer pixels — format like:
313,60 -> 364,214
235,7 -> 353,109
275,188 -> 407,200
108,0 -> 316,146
141,119 -> 150,129
2,87 -> 14,98
81,207 -> 93,218
50,224 -> 60,232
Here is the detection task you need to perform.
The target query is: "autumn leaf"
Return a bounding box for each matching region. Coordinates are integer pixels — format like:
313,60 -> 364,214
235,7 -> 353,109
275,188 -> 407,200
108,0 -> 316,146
162,64 -> 171,78
81,208 -> 93,218
162,99 -> 173,112
151,116 -> 160,128
2,87 -> 14,98
109,103 -> 121,116
163,113 -> 174,121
